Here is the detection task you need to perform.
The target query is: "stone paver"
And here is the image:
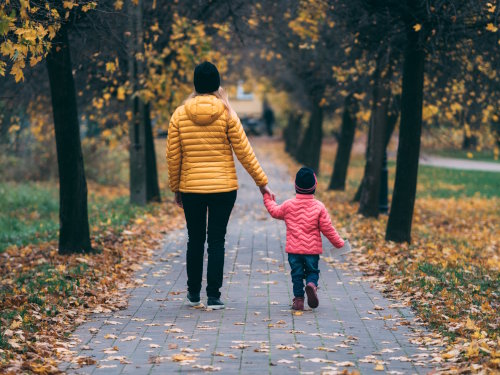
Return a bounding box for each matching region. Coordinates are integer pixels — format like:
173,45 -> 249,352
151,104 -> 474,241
61,141 -> 443,374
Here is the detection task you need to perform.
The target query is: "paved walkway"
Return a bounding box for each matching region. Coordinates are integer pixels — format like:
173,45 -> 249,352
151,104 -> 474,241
61,143 -> 443,374
419,154 -> 500,172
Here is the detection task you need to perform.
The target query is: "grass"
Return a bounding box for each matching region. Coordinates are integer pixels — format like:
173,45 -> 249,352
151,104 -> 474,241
425,148 -> 500,163
0,181 -> 173,253
410,261 -> 500,339
0,262 -> 91,353
0,183 -> 59,252
416,165 -> 500,198
318,151 -> 500,200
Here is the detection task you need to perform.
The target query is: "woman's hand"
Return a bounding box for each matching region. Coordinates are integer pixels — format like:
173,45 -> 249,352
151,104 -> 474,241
175,192 -> 183,208
259,185 -> 276,201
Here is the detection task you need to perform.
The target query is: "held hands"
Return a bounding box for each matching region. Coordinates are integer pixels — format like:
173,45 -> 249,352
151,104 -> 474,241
259,185 -> 276,201
174,192 -> 183,208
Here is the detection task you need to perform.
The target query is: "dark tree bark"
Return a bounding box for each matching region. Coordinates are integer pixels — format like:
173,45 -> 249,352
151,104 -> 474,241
144,103 -> 161,202
353,121 -> 371,202
127,0 -> 160,204
329,94 -> 358,190
128,0 -> 147,205
46,23 -> 92,254
295,103 -> 323,173
385,94 -> 401,147
354,87 -> 399,203
0,108 -> 10,144
386,28 -> 425,243
378,94 -> 401,213
462,106 -> 480,150
284,111 -> 303,156
358,54 -> 392,218
129,96 -> 147,205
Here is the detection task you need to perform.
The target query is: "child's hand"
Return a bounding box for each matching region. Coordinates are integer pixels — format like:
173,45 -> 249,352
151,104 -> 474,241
260,185 -> 276,201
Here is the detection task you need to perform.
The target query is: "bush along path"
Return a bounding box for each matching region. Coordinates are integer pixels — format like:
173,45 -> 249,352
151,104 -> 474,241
60,146 -> 445,374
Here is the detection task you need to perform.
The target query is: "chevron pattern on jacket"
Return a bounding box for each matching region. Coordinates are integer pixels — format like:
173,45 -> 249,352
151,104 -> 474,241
264,193 -> 345,254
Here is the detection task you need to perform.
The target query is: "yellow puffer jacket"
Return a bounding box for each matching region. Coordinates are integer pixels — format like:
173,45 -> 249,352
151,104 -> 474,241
166,95 -> 268,193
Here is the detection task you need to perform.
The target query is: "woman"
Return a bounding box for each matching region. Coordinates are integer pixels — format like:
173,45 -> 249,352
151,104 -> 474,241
166,61 -> 275,310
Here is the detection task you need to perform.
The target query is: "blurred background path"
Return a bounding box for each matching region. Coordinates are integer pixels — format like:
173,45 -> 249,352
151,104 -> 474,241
419,155 -> 500,172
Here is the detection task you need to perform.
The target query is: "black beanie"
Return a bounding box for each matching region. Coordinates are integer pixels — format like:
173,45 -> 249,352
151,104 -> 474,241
194,62 -> 220,94
295,167 -> 317,194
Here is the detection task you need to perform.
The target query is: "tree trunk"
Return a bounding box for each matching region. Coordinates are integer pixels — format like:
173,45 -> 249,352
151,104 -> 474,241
353,121 -> 371,202
144,103 -> 161,202
354,89 -> 399,203
385,28 -> 425,243
385,94 -> 401,147
378,94 -> 401,213
284,111 -> 302,156
46,23 -> 92,254
462,108 -> 479,150
295,104 -> 323,173
358,54 -> 392,217
0,108 -> 10,144
329,94 -> 358,190
128,0 -> 147,205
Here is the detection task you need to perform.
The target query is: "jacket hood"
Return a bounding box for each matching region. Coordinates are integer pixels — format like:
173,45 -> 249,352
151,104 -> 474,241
184,95 -> 226,125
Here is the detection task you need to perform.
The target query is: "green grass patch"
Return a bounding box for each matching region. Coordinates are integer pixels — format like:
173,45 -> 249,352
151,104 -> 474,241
0,183 -> 59,252
0,262 -> 91,349
411,262 -> 500,338
330,157 -> 500,199
426,148 -> 499,163
416,165 -> 500,198
0,182 -> 173,252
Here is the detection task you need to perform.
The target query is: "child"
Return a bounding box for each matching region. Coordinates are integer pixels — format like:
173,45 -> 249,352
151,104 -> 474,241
263,167 -> 346,310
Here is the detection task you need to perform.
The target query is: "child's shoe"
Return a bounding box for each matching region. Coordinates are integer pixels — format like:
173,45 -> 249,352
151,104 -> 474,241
305,282 -> 319,308
292,297 -> 304,310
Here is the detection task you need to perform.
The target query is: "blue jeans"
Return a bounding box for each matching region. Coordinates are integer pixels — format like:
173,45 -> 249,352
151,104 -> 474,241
288,254 -> 320,297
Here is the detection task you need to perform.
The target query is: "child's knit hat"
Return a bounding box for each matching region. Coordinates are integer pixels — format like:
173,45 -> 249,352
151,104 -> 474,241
295,167 -> 317,194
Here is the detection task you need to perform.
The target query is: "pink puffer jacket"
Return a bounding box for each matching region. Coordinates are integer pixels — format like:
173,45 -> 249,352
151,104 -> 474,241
263,193 -> 345,255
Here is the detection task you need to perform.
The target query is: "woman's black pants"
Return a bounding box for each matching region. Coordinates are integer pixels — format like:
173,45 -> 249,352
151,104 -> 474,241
181,191 -> 237,298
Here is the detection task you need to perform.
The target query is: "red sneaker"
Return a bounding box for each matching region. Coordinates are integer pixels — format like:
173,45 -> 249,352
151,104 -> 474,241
305,282 -> 319,308
292,297 -> 304,311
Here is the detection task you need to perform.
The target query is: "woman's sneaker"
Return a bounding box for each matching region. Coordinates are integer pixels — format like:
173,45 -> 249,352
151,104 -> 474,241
207,297 -> 225,310
187,292 -> 201,306
292,297 -> 304,311
305,282 -> 319,308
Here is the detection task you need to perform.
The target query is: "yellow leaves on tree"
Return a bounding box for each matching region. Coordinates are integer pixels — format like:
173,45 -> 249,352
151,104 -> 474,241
288,0 -> 328,42
422,104 -> 439,121
0,1 -> 98,81
106,61 -> 117,73
117,86 -> 126,101
140,12 -> 229,130
0,3 -> 58,80
63,1 -> 78,10
114,0 -> 124,11
485,23 -> 498,33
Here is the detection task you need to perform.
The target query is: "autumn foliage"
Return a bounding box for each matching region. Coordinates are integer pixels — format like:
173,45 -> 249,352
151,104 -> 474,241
1,0 -> 499,373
